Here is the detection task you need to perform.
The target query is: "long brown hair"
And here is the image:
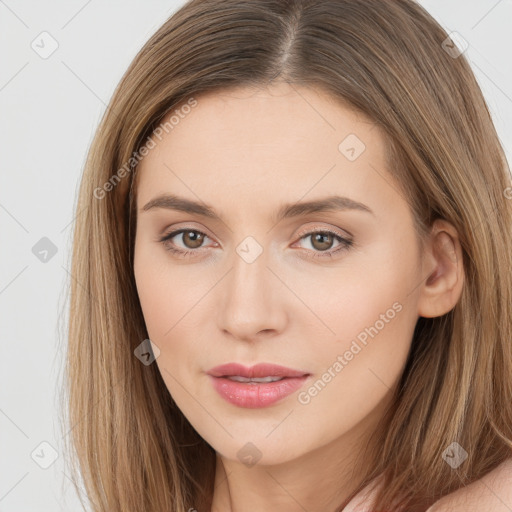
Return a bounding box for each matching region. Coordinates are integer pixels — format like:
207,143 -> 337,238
62,1 -> 512,510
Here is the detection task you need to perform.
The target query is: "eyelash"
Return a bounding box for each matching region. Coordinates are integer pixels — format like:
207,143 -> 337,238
158,227 -> 353,260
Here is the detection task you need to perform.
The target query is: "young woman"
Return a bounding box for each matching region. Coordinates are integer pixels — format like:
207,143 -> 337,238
63,1 -> 512,511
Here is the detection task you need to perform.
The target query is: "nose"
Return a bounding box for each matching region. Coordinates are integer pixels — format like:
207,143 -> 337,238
217,246 -> 288,343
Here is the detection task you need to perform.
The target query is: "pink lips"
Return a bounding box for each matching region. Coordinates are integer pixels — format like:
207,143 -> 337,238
207,362 -> 310,408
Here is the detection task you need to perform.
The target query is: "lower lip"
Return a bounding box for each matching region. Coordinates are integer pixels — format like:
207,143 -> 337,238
208,375 -> 309,408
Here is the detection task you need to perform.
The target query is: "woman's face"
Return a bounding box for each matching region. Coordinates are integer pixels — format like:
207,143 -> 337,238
133,83 -> 426,467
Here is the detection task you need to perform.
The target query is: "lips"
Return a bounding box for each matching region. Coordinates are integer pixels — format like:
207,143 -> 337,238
206,362 -> 311,408
207,362 -> 309,379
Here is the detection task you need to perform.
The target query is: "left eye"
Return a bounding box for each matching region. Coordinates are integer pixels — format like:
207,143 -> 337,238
159,228 -> 353,259
295,229 -> 352,257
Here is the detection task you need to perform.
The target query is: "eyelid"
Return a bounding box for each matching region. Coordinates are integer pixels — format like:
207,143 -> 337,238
159,223 -> 354,258
294,223 -> 352,240
160,222 -> 351,242
159,221 -> 215,238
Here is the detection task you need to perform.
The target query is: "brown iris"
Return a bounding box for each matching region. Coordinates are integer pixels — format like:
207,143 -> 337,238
182,230 -> 205,249
310,232 -> 335,251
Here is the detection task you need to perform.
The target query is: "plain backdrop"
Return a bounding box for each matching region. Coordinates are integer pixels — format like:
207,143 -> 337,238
1,1 -> 511,510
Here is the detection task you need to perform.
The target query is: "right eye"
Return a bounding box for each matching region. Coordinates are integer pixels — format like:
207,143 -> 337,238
159,228 -> 214,257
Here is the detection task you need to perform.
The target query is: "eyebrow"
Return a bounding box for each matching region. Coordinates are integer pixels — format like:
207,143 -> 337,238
140,193 -> 374,222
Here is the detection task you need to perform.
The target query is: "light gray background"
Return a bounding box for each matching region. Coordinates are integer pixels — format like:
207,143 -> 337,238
1,1 -> 511,510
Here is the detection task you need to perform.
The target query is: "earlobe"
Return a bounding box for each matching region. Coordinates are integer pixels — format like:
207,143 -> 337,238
417,220 -> 465,319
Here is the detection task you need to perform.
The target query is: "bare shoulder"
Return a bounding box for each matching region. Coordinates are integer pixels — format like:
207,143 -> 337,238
427,458 -> 512,511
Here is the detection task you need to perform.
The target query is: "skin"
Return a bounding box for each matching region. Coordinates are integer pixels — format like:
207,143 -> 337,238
133,82 -> 464,512
427,458 -> 512,511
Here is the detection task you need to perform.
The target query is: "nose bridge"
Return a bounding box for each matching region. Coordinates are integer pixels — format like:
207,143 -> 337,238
228,235 -> 272,307
217,234 -> 286,339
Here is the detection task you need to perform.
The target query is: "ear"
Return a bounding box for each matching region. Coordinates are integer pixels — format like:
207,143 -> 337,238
417,219 -> 465,318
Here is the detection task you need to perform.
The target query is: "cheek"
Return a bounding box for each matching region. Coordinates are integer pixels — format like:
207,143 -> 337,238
290,240 -> 416,348
133,250 -> 198,404
133,240 -> 185,353
292,245 -> 419,429
133,245 -> 166,339
291,290 -> 416,454
296,242 -> 415,364
133,241 -> 214,380
134,239 -> 192,339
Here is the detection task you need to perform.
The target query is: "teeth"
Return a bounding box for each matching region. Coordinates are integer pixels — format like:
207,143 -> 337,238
226,376 -> 285,383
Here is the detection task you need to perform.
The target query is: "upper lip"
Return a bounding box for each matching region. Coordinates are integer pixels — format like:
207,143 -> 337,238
207,362 -> 310,379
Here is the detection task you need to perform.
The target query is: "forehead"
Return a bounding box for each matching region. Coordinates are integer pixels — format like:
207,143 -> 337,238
135,83 -> 393,214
